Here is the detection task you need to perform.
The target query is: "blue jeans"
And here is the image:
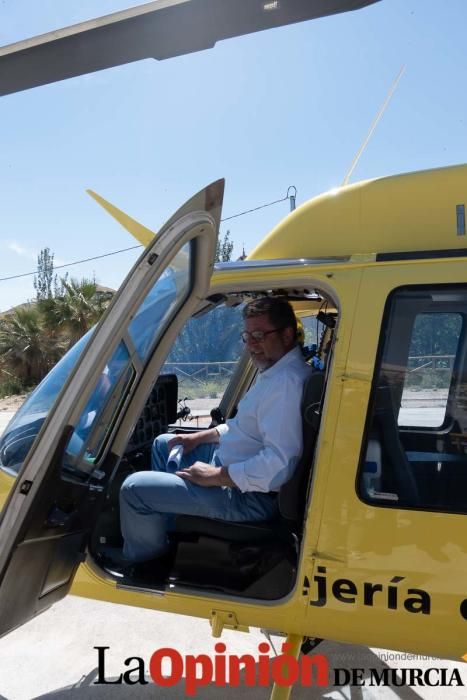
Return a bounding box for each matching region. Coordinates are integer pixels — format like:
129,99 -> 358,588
120,433 -> 278,562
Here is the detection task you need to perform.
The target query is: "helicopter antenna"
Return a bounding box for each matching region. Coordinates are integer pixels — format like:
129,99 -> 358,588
342,64 -> 405,186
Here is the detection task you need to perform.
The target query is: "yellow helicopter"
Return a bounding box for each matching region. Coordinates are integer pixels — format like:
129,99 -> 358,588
0,1 -> 466,697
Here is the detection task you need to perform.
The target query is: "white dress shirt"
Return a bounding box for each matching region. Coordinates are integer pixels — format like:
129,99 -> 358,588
216,346 -> 311,493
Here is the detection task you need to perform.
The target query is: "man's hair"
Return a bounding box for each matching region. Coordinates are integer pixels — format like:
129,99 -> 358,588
243,297 -> 297,336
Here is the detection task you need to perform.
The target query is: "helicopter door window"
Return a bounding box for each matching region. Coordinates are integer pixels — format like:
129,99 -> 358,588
399,313 -> 462,428
62,242 -> 195,473
358,286 -> 467,514
62,341 -> 134,473
128,243 -> 191,361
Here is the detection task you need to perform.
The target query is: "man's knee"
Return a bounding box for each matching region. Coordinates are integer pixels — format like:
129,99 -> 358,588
120,472 -> 142,509
120,470 -> 180,513
151,433 -> 172,470
152,433 -> 172,453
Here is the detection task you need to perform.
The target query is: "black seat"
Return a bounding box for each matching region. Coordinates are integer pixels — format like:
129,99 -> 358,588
279,371 -> 324,526
374,382 -> 420,506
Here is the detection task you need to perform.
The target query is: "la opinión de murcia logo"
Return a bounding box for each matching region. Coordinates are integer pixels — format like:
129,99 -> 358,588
94,644 -> 464,695
94,643 -> 328,695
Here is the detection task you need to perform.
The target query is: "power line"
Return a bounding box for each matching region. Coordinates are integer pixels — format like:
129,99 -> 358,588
220,193 -> 290,222
0,188 -> 296,283
0,245 -> 142,282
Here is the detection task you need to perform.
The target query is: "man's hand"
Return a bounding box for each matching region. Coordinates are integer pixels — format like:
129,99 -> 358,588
176,462 -> 235,488
167,427 -> 220,455
167,432 -> 202,455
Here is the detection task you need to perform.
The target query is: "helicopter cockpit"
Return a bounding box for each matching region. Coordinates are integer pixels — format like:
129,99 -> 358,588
0,283 -> 337,602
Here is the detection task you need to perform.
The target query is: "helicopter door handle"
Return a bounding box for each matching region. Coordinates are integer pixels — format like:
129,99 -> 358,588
368,489 -> 399,501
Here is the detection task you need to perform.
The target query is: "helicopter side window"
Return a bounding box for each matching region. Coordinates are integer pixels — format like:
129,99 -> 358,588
161,303 -> 244,426
358,285 -> 467,514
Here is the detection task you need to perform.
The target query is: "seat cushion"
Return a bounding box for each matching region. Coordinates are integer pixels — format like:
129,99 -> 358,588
174,515 -> 277,543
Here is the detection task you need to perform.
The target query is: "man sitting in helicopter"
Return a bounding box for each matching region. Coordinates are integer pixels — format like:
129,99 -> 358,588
118,297 -> 311,564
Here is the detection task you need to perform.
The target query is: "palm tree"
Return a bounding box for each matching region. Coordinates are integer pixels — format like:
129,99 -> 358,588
0,278 -> 112,396
40,278 -> 110,348
0,307 -> 59,386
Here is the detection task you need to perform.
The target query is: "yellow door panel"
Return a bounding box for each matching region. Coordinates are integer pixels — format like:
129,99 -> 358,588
304,259 -> 467,660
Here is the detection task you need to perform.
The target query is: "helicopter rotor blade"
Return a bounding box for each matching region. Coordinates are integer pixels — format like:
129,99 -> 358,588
0,0 -> 380,97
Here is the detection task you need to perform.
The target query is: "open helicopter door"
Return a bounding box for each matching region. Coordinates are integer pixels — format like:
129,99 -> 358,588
0,180 -> 223,638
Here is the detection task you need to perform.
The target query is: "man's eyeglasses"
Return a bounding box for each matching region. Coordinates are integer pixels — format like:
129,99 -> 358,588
240,328 -> 284,343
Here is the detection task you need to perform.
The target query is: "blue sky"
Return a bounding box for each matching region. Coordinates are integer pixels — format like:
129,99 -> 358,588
1,0 -> 466,311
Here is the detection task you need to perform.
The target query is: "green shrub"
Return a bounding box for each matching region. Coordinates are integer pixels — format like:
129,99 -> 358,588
0,378 -> 25,399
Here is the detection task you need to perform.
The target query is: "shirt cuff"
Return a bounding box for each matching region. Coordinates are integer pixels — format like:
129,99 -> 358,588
226,461 -> 248,492
215,423 -> 229,437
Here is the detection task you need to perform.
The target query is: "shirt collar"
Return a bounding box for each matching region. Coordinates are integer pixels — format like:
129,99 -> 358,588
259,345 -> 302,379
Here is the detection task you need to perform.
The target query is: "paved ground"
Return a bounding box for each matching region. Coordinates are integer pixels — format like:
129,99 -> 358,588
0,594 -> 465,700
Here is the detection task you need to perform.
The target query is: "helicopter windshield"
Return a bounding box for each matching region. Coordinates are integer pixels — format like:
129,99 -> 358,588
0,331 -> 91,476
0,250 -> 190,478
